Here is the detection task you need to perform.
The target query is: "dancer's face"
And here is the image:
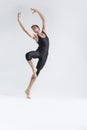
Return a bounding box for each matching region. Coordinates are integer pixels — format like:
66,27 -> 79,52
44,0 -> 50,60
31,26 -> 40,33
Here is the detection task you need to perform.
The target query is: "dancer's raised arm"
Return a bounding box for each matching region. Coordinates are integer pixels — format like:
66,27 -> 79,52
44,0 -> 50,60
17,12 -> 36,39
31,8 -> 47,33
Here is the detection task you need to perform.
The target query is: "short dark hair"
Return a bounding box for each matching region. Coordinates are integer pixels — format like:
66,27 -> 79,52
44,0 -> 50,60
31,25 -> 40,30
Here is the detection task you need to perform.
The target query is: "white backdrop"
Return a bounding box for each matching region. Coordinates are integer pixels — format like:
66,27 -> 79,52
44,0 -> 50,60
0,0 -> 87,99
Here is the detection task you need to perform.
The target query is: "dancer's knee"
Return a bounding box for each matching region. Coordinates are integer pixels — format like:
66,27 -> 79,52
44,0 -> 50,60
25,52 -> 32,61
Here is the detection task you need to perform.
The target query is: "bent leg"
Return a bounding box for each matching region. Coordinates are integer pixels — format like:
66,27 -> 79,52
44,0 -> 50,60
25,50 -> 40,61
25,51 -> 40,77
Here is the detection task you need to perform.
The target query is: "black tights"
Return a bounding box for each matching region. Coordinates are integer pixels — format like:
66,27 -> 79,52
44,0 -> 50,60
25,50 -> 48,76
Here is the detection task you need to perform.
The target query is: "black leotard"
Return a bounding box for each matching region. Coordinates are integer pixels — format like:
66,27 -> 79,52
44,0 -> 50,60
37,31 -> 49,52
25,31 -> 49,76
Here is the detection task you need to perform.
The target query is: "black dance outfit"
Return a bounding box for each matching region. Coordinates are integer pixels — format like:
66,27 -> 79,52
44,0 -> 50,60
25,31 -> 49,76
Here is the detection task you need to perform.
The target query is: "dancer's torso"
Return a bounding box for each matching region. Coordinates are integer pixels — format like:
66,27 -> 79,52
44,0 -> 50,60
36,31 -> 49,53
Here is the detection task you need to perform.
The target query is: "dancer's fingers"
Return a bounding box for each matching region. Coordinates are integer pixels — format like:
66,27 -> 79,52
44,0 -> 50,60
17,12 -> 21,18
30,8 -> 37,13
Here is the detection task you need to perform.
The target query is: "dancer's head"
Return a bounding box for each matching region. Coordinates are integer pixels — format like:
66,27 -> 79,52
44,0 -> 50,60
31,25 -> 40,33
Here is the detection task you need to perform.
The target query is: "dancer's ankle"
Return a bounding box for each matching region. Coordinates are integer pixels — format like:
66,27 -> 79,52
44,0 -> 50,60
25,89 -> 30,93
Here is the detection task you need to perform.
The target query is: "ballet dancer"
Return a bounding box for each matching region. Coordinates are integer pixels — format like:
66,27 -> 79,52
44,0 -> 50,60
17,8 -> 49,99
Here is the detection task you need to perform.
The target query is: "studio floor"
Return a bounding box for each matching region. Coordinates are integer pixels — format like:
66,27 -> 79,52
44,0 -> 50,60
0,95 -> 87,130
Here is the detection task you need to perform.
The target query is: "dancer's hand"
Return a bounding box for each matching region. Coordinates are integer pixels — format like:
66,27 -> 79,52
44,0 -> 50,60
30,8 -> 38,14
17,12 -> 21,21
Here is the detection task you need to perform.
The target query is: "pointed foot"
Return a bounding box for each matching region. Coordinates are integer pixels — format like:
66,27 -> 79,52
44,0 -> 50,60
25,90 -> 31,99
